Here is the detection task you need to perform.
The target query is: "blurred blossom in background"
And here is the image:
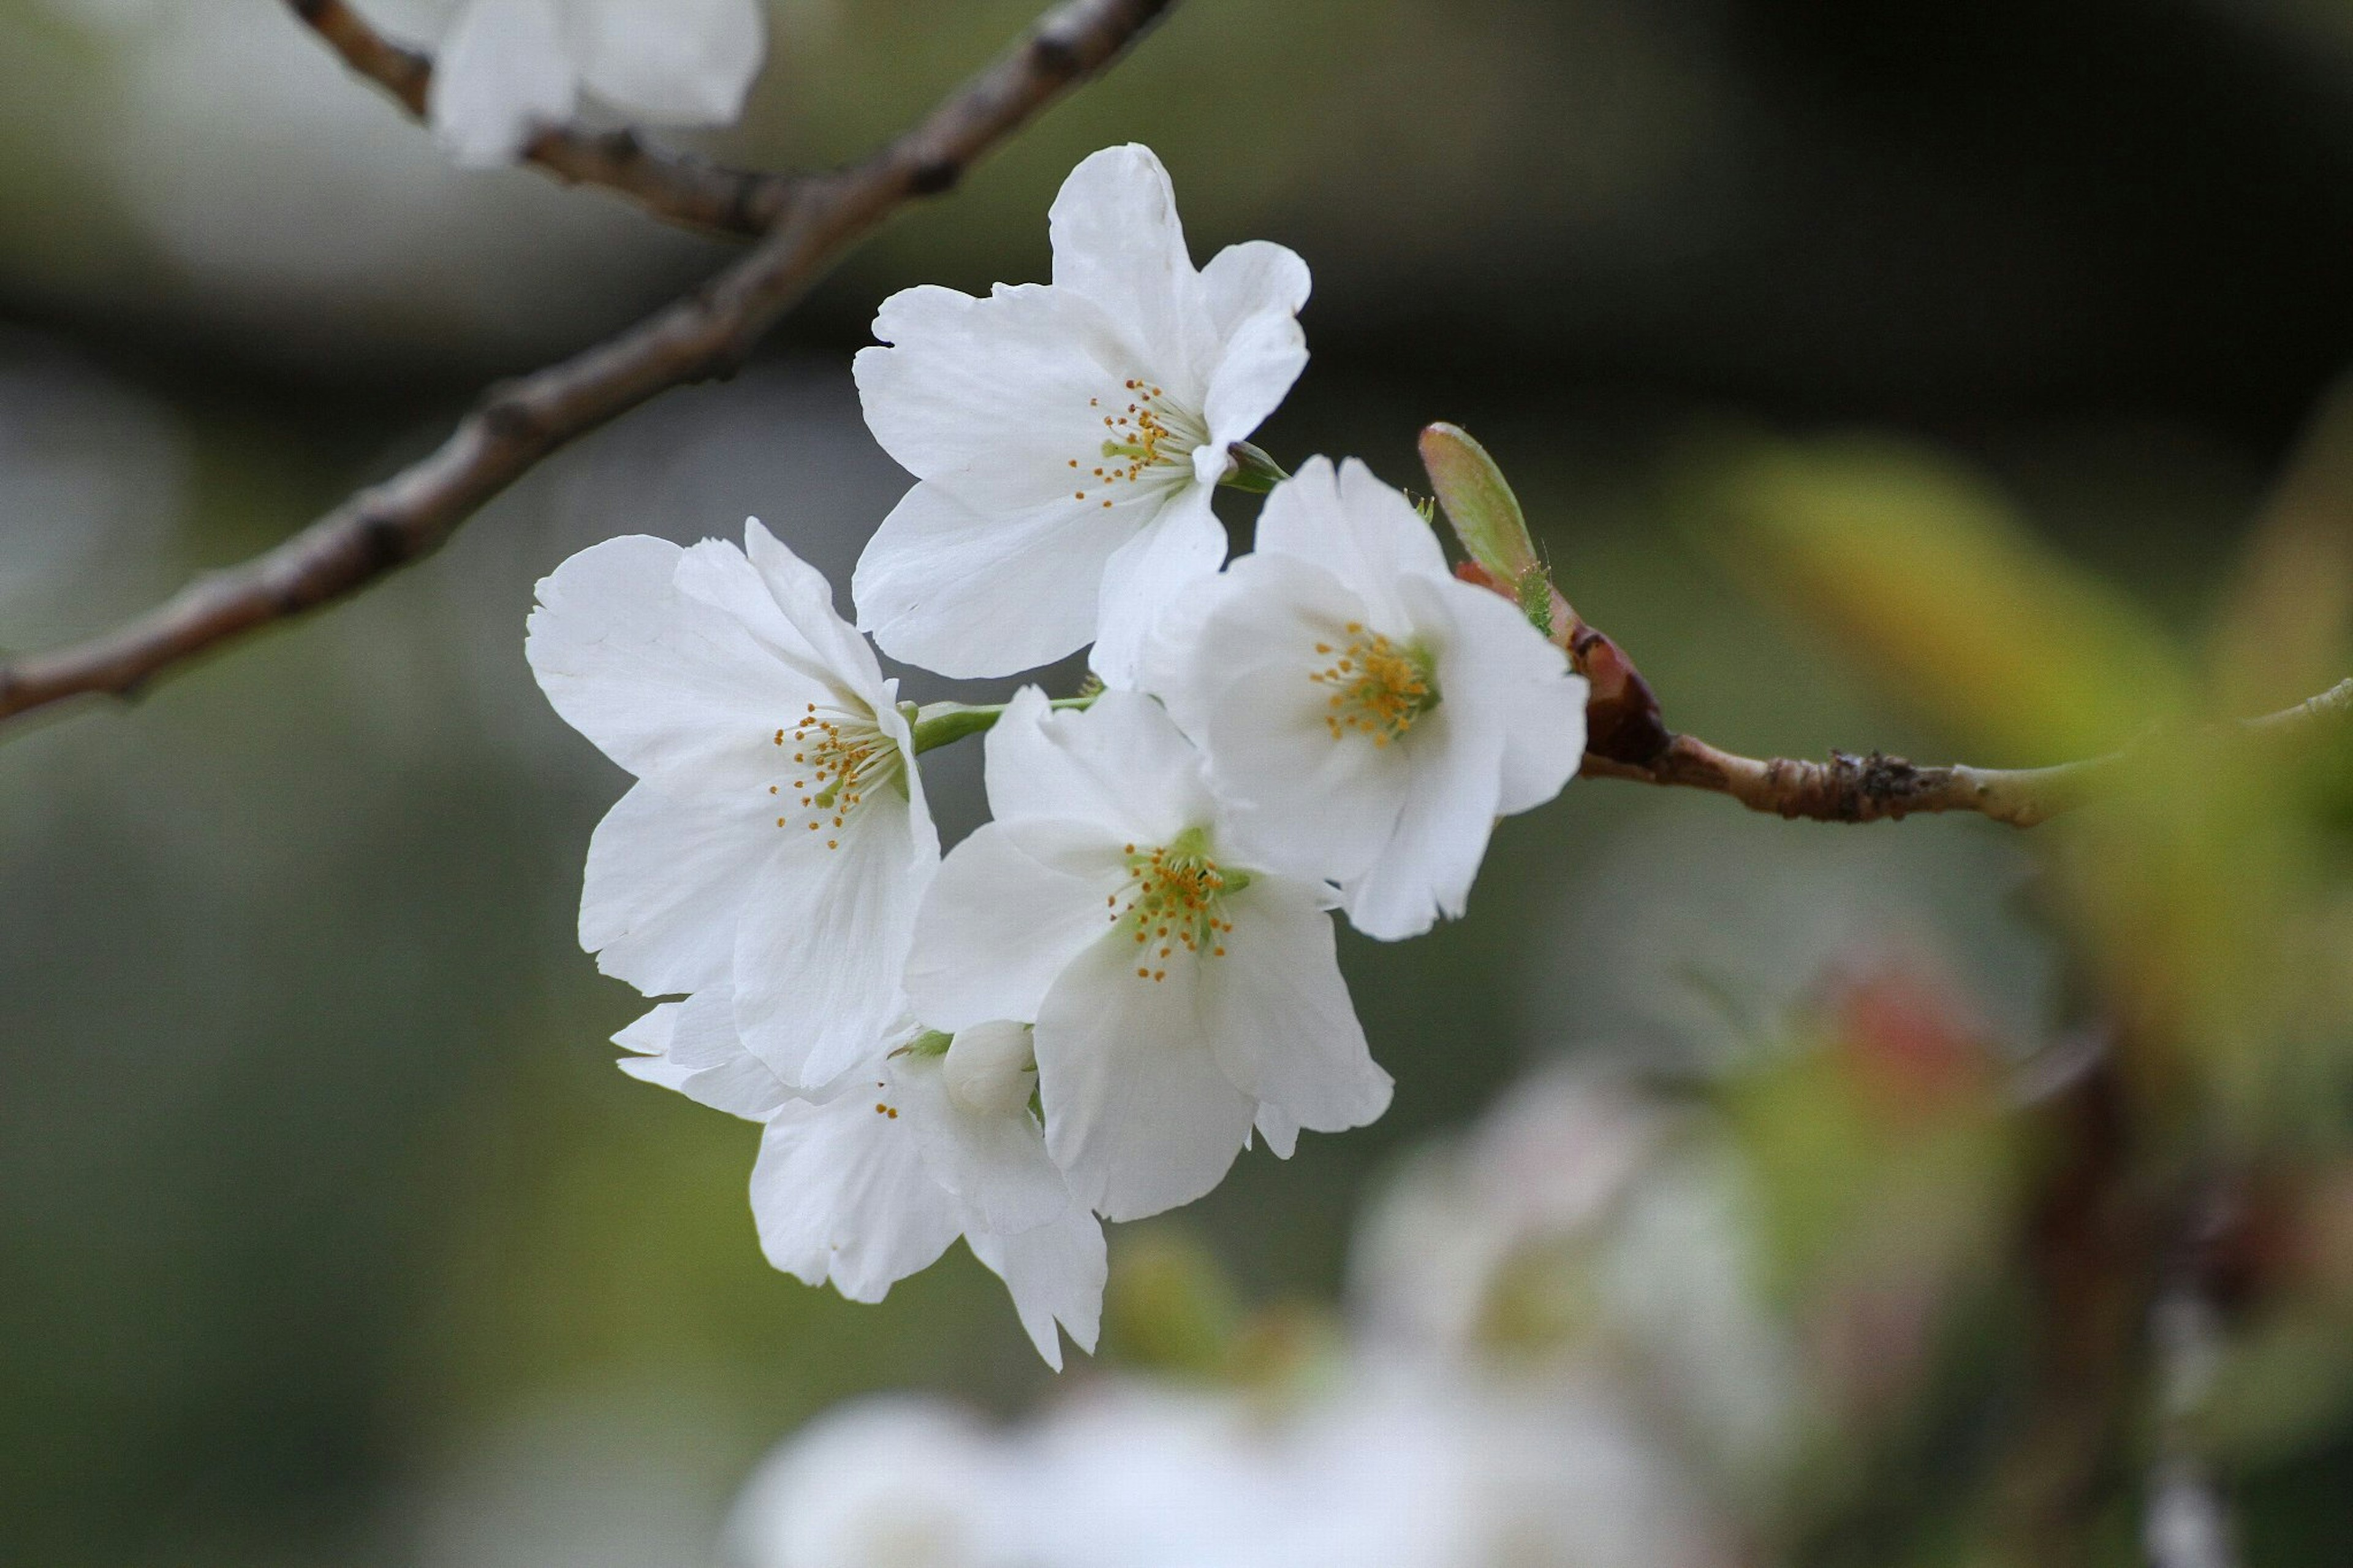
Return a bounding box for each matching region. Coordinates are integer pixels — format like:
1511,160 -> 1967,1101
6,1 -> 2353,1565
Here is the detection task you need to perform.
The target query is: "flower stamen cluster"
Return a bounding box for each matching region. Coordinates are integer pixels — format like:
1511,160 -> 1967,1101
1069,380 -> 1205,509
1110,828 -> 1245,979
1311,625 -> 1440,745
772,702 -> 902,848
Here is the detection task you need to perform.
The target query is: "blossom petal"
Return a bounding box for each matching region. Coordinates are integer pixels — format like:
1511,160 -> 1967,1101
1339,588 -> 1510,940
1159,554 -> 1412,886
732,794 -> 934,1090
571,0 -> 764,126
1202,306 -> 1308,451
1436,575 -> 1590,816
428,0 -> 576,167
750,1086 -> 961,1303
581,781 -> 776,996
615,990 -> 791,1121
1034,932 -> 1256,1222
982,687 -> 1215,842
1203,877 -> 1391,1134
853,480 -> 1127,678
905,815 -> 1124,1031
966,1207 -> 1107,1371
1255,1100 -> 1301,1159
1199,239 -> 1312,337
1088,482 -> 1228,689
526,533 -> 810,794
855,283 -> 1142,512
1340,713 -> 1504,939
893,1053 -> 1070,1237
653,520 -> 884,705
1048,145 -> 1206,374
1255,457 -> 1450,626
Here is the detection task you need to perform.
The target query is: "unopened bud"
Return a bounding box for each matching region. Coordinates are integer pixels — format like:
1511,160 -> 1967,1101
942,1020 -> 1037,1118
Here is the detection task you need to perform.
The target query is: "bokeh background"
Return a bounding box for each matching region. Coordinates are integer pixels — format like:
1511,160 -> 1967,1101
4,1 -> 2352,1563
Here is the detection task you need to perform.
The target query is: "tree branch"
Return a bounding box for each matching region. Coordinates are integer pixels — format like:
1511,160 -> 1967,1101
286,0 -> 795,236
0,0 -> 1178,732
1578,678 -> 2352,826
1453,555 -> 2353,828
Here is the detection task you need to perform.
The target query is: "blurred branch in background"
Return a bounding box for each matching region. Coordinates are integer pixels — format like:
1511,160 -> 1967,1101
287,0 -> 795,236
0,0 -> 1176,732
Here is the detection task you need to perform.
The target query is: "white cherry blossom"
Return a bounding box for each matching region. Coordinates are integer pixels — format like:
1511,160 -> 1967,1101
852,143 -> 1311,685
429,0 -> 767,167
1141,456 -> 1589,940
904,688 -> 1391,1223
526,520 -> 936,1094
727,1396 -> 1022,1568
619,995 -> 1106,1368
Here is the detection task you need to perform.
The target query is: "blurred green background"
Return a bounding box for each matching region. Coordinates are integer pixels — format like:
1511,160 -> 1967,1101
2,1 -> 2349,1562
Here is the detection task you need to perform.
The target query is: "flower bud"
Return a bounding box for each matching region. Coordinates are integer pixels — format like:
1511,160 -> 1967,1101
942,1020 -> 1037,1118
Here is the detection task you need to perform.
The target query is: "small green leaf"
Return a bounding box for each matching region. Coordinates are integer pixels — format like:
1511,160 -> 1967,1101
1419,422 -> 1540,582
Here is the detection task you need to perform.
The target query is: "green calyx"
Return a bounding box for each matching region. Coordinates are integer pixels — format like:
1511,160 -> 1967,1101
892,1028 -> 954,1059
1219,440 -> 1290,494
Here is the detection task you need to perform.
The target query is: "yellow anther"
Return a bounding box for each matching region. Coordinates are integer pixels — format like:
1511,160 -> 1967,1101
1310,629 -> 1439,744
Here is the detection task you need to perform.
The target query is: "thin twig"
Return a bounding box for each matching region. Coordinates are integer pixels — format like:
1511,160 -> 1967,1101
286,0 -> 795,236
1578,677 -> 2352,826
0,0 -> 1178,732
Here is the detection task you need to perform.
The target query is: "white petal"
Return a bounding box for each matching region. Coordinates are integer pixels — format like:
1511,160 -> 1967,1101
526,534 -> 814,794
1200,238 -> 1311,333
966,1207 -> 1107,1370
855,283 -> 1145,512
732,793 -> 935,1090
1254,457 -> 1450,625
942,1019 -> 1042,1118
903,816 -> 1123,1031
1336,692 -> 1496,932
1034,931 -> 1256,1222
729,1400 -> 1012,1568
429,0 -> 577,166
580,781 -> 775,996
853,480 -> 1127,679
614,990 -> 790,1121
1255,1100 -> 1301,1159
570,0 -> 764,126
893,1051 -> 1069,1237
1130,569 -> 1228,744
662,521 -> 884,707
1088,481 -> 1228,689
750,1086 -> 960,1303
1202,877 -> 1390,1134
1047,145 -> 1208,375
1170,553 -> 1413,887
981,687 -> 1213,842
1202,306 -> 1308,451
1338,621 -> 1508,940
1433,574 -> 1590,815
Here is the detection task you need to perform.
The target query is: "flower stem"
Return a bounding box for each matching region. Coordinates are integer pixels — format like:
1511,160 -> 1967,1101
906,694 -> 1099,754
